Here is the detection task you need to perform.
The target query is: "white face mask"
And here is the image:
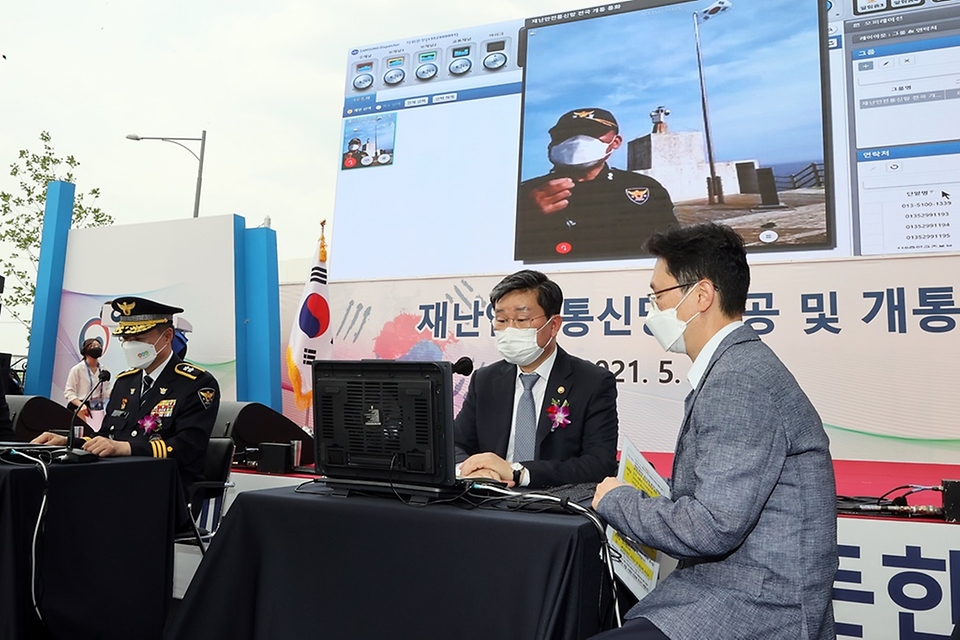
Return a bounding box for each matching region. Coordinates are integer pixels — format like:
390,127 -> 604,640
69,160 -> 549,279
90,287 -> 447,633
548,135 -> 612,169
495,317 -> 555,367
121,334 -> 164,370
645,286 -> 701,354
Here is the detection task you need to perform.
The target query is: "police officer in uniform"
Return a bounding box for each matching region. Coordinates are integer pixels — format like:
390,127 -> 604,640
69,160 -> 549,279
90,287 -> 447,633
516,108 -> 678,263
342,137 -> 367,169
33,296 -> 220,490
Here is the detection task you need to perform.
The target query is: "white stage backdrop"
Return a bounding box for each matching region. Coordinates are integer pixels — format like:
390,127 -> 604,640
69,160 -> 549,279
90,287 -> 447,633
53,215 -> 239,403
280,254 -> 959,464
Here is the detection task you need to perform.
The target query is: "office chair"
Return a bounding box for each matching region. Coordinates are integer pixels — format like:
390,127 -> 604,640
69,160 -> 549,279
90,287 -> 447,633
175,437 -> 235,555
9,395 -> 85,442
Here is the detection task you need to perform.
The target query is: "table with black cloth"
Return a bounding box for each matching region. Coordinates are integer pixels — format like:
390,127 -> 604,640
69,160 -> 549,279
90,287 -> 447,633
168,485 -> 611,640
0,455 -> 181,640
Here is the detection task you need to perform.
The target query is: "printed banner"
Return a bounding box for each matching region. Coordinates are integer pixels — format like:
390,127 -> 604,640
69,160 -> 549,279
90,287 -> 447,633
282,254 -> 960,463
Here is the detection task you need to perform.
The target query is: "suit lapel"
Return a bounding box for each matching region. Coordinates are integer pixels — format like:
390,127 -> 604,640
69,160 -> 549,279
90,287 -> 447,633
537,347 -> 571,448
492,361 -> 516,456
671,325 -> 759,478
136,358 -> 179,425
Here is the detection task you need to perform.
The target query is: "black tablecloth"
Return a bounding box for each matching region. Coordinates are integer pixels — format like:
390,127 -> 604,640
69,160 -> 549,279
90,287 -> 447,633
0,456 -> 180,640
169,485 -> 611,640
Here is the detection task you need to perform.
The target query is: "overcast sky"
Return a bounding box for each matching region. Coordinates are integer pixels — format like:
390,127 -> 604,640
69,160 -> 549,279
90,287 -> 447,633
521,0 -> 824,178
0,0 -> 596,354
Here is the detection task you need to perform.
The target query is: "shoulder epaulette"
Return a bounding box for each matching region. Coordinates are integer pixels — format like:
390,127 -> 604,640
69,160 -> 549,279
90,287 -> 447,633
116,368 -> 140,379
175,362 -> 206,380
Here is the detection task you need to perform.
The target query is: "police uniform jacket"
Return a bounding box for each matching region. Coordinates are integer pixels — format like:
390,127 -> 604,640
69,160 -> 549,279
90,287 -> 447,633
102,355 -> 220,490
516,165 -> 678,263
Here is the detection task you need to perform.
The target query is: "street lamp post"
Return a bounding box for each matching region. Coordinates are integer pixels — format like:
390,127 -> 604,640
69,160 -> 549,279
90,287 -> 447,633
126,130 -> 207,218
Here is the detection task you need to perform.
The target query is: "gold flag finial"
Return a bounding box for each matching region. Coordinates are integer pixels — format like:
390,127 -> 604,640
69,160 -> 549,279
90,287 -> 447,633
319,220 -> 328,263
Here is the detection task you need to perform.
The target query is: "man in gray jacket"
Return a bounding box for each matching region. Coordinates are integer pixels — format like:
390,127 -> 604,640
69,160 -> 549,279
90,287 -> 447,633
592,223 -> 837,640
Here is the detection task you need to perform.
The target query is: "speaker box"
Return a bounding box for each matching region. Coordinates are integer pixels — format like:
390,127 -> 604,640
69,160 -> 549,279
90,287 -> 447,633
216,401 -> 314,466
259,442 -> 294,474
943,479 -> 960,523
8,395 -> 86,442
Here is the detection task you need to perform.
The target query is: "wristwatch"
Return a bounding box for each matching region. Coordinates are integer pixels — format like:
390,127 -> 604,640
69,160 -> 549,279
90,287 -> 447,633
511,462 -> 524,486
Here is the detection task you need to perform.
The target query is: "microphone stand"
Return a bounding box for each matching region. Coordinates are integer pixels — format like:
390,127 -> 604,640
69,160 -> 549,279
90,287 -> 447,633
60,371 -> 111,464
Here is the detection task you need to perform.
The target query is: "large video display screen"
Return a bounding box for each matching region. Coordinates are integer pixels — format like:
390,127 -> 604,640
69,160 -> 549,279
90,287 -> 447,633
517,0 -> 828,263
331,0 -> 959,281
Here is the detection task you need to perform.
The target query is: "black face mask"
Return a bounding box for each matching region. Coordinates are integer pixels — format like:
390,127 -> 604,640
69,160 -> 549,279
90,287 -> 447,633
87,347 -> 103,359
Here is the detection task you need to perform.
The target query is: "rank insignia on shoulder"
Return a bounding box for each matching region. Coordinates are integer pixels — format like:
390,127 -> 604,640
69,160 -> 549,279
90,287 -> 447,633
198,388 -> 216,409
625,187 -> 650,205
175,362 -> 206,380
116,368 -> 141,380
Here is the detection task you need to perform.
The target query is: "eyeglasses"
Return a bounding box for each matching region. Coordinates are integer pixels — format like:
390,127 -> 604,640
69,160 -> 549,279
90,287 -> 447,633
491,315 -> 546,331
647,282 -> 696,310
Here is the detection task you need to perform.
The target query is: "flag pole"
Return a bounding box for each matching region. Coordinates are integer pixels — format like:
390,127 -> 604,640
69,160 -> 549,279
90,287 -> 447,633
694,12 -> 723,204
319,219 -> 328,263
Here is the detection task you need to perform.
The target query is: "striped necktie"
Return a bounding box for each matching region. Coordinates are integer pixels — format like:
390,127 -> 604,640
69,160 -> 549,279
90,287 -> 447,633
514,373 -> 539,462
141,374 -> 154,404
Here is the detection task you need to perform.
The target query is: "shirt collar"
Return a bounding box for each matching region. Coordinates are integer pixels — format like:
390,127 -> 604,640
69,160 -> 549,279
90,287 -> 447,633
515,344 -> 559,383
147,351 -> 174,380
687,321 -> 743,390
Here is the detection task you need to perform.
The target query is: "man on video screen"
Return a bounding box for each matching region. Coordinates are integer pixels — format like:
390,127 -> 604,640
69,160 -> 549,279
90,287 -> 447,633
515,108 -> 678,263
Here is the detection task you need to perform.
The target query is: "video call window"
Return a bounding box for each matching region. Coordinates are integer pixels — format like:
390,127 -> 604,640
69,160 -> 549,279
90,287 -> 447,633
516,0 -> 832,264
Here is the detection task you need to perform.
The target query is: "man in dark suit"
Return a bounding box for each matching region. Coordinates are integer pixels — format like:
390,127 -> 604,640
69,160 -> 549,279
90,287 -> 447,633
456,270 -> 619,488
33,296 -> 220,490
591,224 -> 836,640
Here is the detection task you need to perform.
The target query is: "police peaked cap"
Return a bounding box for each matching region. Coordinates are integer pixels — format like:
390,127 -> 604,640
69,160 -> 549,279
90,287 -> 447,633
548,108 -> 619,142
110,296 -> 184,336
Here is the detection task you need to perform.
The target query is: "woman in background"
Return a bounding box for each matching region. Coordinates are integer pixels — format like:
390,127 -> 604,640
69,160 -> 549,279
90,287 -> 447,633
64,338 -> 112,430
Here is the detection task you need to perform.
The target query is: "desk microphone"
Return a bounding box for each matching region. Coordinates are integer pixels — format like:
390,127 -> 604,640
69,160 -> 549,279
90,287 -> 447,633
61,370 -> 111,464
452,357 -> 473,377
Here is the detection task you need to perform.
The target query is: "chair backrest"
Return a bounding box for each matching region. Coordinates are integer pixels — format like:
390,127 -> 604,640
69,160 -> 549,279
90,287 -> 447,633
9,395 -> 80,441
190,437 -> 235,530
204,437 -> 235,485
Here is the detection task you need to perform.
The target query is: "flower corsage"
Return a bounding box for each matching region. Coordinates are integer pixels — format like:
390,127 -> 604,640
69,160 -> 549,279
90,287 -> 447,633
546,398 -> 571,431
138,414 -> 162,438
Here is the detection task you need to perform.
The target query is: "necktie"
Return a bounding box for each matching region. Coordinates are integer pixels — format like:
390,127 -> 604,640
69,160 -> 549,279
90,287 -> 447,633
514,373 -> 539,462
142,374 -> 154,403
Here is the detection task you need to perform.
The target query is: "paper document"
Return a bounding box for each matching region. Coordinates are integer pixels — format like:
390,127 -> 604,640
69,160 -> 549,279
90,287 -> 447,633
607,437 -> 674,601
86,409 -> 105,433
